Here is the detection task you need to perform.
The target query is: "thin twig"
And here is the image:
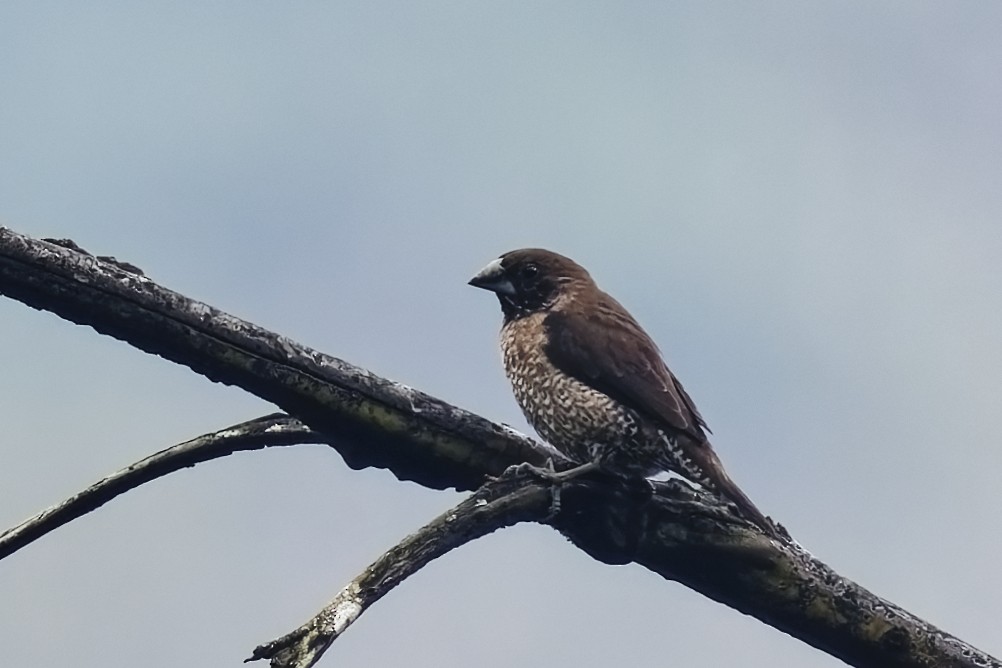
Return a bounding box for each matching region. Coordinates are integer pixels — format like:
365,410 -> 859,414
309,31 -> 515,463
0,414 -> 320,560
246,466 -> 552,668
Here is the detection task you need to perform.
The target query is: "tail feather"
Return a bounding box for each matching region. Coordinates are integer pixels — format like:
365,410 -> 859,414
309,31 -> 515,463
680,439 -> 780,539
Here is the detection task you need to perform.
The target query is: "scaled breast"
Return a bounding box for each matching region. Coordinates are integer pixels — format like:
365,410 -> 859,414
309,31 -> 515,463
499,312 -> 640,464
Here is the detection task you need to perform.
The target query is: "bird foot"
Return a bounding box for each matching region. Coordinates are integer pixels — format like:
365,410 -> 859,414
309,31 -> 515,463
485,460 -> 556,484
507,460 -> 601,520
487,460 -> 603,520
505,459 -> 599,482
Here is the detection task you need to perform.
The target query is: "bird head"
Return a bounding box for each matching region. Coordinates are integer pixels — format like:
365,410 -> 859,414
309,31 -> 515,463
469,248 -> 592,319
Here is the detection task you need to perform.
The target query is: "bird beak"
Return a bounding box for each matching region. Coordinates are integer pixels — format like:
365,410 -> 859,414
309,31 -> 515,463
468,257 -> 516,296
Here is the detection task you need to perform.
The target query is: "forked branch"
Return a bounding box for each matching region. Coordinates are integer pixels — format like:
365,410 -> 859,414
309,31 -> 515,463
1,227 -> 998,668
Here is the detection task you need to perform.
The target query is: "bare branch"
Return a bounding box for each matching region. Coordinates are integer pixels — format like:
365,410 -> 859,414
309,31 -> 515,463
247,466 -> 552,668
0,227 -> 556,492
0,414 -> 319,560
556,478 -> 1001,668
1,228 -> 998,667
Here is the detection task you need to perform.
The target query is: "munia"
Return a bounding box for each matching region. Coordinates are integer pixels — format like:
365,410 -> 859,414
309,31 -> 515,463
470,248 -> 778,538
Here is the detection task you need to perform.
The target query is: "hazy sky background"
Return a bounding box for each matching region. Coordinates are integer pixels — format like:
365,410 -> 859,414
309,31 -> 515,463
2,3 -> 1001,666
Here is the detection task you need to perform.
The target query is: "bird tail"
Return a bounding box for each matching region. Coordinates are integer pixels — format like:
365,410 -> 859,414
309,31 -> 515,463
686,441 -> 780,539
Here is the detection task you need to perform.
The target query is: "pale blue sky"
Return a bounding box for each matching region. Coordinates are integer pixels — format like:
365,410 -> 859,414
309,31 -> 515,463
2,3 -> 1000,666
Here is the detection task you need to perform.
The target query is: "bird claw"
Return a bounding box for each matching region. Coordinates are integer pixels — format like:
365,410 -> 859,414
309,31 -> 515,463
483,461 -> 565,519
484,460 -> 554,484
507,460 -> 603,520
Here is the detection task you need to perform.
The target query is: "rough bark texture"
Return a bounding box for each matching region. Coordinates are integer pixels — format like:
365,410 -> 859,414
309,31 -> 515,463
0,228 -> 551,491
1,227 -> 998,668
557,478 -> 999,668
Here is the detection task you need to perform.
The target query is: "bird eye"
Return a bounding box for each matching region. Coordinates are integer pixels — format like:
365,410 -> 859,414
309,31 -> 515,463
522,263 -> 539,279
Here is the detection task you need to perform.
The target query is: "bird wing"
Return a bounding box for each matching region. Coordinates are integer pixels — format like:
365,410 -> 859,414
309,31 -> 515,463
543,297 -> 709,440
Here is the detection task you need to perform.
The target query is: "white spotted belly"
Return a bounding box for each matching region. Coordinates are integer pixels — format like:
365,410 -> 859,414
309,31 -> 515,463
499,314 -> 656,473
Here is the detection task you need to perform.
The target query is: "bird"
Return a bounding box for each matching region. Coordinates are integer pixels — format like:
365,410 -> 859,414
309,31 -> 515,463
468,248 -> 778,538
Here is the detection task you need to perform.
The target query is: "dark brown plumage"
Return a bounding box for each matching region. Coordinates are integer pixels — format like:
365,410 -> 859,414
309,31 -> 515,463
469,248 -> 777,537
